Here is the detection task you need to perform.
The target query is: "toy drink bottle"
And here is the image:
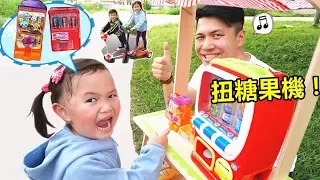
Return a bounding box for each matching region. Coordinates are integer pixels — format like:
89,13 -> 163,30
52,16 -> 59,28
211,103 -> 222,118
221,103 -> 234,126
208,95 -> 222,119
71,16 -> 77,27
235,103 -> 245,134
14,0 -> 47,61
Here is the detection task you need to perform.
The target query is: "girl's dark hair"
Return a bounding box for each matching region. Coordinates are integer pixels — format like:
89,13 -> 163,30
132,1 -> 144,10
28,58 -> 108,138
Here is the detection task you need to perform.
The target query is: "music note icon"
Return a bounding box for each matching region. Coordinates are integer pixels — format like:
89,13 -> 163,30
256,15 -> 268,30
253,13 -> 273,34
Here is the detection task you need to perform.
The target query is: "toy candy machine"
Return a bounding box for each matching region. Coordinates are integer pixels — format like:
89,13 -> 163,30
14,0 -> 47,61
191,58 -> 296,180
165,93 -> 195,143
48,7 -> 81,51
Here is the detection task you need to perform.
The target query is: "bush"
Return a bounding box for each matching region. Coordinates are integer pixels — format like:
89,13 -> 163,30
78,2 -> 106,13
143,0 -> 151,11
244,8 -> 265,16
167,7 -> 180,15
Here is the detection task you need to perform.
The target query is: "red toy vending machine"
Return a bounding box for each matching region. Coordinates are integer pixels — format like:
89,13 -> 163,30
191,58 -> 296,180
48,7 -> 81,51
14,0 -> 47,61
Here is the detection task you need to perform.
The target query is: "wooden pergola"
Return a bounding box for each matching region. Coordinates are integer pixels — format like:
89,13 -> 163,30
152,0 -> 320,179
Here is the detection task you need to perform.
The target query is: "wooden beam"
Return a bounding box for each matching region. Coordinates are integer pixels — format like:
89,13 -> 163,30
173,6 -> 196,96
307,0 -> 320,11
269,2 -> 320,179
269,38 -> 320,179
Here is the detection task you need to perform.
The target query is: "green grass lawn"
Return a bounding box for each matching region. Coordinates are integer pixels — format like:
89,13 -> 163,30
130,21 -> 320,179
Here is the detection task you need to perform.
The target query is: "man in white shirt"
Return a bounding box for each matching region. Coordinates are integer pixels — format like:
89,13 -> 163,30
151,5 -> 296,177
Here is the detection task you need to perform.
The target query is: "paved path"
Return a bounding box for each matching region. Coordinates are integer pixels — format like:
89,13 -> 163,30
0,11 -> 316,179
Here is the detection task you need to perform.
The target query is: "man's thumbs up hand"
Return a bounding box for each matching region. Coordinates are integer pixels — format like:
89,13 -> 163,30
151,42 -> 173,81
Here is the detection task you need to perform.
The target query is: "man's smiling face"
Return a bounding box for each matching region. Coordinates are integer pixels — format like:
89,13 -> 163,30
195,17 -> 245,66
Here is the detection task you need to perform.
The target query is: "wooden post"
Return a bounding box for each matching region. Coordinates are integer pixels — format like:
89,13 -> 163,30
269,37 -> 320,179
269,1 -> 320,179
307,0 -> 320,11
173,6 -> 196,96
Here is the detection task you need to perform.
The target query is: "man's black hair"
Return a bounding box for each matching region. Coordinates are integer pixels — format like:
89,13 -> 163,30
196,5 -> 245,33
109,9 -> 118,15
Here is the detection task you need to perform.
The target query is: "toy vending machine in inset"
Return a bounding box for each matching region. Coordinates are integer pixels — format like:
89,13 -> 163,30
48,7 -> 81,51
14,0 -> 47,61
191,58 -> 296,180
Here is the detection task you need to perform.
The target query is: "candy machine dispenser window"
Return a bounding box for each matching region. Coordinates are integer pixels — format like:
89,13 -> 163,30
198,73 -> 239,140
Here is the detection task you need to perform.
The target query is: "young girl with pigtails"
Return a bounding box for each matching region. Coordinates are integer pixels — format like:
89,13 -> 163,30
23,58 -> 170,180
124,1 -> 148,49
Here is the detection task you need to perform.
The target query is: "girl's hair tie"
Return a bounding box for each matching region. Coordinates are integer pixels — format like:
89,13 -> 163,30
41,66 -> 66,93
41,83 -> 50,93
51,66 -> 66,84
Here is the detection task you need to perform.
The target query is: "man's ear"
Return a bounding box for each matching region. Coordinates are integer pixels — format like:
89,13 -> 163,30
237,29 -> 246,47
52,103 -> 71,123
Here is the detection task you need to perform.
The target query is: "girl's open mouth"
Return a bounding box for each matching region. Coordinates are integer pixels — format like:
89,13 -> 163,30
96,117 -> 112,132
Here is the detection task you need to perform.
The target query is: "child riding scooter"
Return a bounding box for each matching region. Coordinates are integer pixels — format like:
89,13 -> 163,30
100,27 -> 153,63
121,27 -> 152,63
